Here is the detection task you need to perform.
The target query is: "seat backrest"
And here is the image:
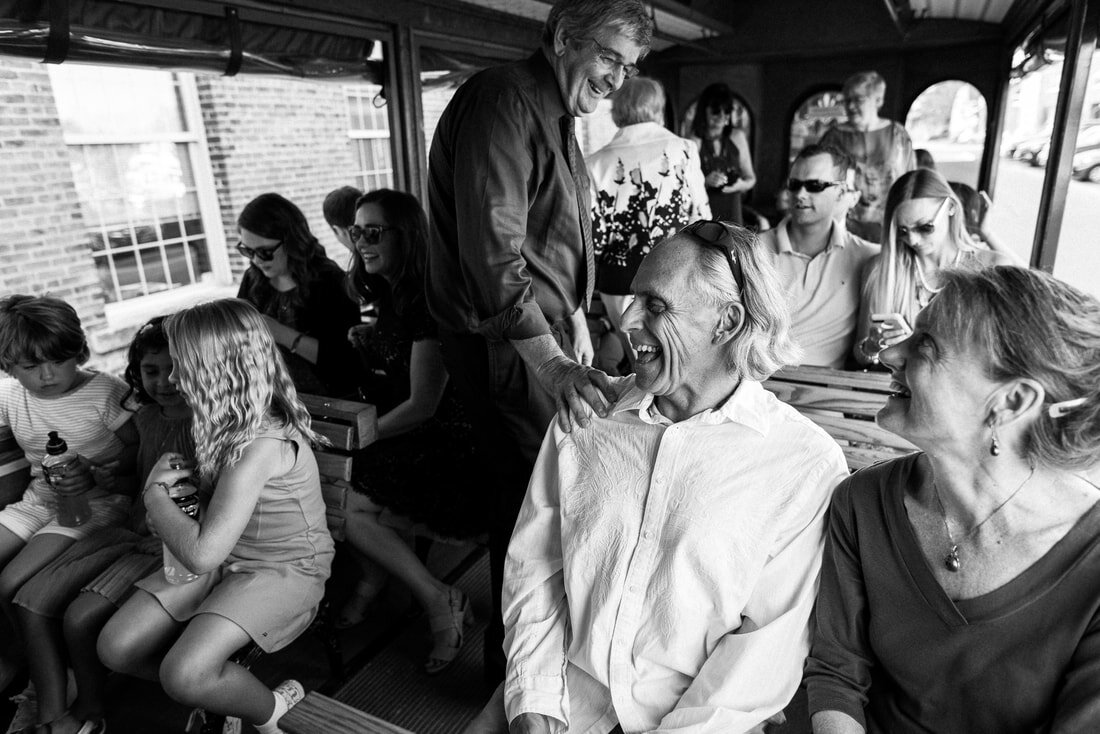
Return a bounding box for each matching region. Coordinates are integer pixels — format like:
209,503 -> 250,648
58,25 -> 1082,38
299,394 -> 378,541
0,426 -> 29,509
762,365 -> 917,471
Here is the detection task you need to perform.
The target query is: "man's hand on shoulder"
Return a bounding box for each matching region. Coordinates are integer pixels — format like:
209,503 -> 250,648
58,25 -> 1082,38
536,355 -> 618,432
509,713 -> 554,734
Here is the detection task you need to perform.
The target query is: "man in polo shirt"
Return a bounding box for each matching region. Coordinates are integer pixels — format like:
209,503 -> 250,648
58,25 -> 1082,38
759,143 -> 880,368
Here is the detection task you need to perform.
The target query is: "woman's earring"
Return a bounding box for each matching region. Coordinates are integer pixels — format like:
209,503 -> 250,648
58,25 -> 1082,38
990,426 -> 1000,456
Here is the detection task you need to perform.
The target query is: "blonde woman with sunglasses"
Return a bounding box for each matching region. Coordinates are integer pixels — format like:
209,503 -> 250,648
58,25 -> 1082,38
853,169 -> 1013,368
236,193 -> 361,397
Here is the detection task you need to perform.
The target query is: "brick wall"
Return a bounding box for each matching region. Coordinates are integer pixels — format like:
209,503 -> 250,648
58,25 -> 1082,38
0,57 -> 109,355
197,74 -> 362,275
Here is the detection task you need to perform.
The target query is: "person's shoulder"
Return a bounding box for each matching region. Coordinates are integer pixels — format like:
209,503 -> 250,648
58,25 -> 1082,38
757,226 -> 781,253
86,370 -> 129,395
845,230 -> 882,259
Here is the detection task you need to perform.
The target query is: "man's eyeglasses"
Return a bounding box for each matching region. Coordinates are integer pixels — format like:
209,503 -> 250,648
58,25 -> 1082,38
682,220 -> 746,294
785,178 -> 845,194
348,224 -> 396,246
895,197 -> 951,239
236,241 -> 283,262
587,38 -> 640,80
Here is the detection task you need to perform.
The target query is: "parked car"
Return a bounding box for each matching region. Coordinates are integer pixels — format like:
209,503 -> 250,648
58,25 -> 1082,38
1032,123 -> 1100,171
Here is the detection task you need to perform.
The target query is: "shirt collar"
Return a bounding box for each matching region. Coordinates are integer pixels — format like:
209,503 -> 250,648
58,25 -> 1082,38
612,378 -> 771,435
528,50 -> 568,122
776,216 -> 848,256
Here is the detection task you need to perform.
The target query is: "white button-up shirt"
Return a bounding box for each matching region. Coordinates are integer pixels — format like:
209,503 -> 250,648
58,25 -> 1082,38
503,378 -> 849,734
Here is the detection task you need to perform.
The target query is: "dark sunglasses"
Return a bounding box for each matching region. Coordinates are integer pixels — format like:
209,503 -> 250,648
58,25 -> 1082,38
896,197 -> 951,239
348,224 -> 396,246
785,178 -> 845,194
236,241 -> 283,262
682,220 -> 746,294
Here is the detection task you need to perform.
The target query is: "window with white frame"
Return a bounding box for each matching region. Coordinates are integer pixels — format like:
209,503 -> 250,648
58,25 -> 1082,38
345,84 -> 394,191
47,65 -> 227,307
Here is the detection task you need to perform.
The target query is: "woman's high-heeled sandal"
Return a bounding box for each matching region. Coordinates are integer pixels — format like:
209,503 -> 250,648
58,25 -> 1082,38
425,587 -> 474,675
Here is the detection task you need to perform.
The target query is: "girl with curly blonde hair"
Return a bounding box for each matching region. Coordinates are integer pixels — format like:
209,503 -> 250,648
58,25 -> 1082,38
98,298 -> 333,734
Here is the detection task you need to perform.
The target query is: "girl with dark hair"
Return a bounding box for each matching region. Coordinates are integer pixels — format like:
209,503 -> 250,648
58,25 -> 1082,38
689,83 -> 757,224
236,192 -> 361,397
338,189 -> 486,675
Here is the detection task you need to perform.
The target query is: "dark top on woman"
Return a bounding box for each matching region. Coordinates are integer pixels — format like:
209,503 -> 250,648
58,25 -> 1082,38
806,453 -> 1100,733
238,259 -> 360,397
351,280 -> 486,538
698,133 -> 743,224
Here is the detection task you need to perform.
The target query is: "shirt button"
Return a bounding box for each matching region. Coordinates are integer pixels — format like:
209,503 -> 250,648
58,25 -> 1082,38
643,531 -> 652,540
655,476 -> 664,485
629,585 -> 638,593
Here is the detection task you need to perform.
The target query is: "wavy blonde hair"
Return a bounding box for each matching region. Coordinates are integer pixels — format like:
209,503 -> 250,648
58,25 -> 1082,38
165,298 -> 321,482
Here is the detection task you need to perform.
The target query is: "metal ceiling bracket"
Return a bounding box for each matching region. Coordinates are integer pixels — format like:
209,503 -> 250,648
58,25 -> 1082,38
224,5 -> 243,76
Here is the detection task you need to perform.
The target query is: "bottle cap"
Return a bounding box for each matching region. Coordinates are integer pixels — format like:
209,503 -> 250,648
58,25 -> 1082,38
45,431 -> 68,455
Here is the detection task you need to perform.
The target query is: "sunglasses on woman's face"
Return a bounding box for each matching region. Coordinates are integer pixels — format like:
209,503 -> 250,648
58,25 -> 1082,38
896,197 -> 951,239
348,224 -> 396,246
784,178 -> 845,194
236,241 -> 283,262
682,220 -> 746,294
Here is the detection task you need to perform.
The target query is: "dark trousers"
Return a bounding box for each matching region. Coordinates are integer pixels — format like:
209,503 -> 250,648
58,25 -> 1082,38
439,327 -> 569,684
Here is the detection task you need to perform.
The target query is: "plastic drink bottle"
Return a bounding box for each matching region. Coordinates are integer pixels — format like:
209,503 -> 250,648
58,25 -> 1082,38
42,431 -> 90,527
162,480 -> 201,584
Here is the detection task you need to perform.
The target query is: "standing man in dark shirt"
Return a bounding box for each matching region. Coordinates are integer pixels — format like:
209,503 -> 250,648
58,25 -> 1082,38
427,0 -> 653,683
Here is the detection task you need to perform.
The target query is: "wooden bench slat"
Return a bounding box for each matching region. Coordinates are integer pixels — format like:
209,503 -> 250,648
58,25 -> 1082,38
300,394 -> 378,449
316,453 -> 353,483
761,380 -> 887,417
810,413 -> 917,451
312,419 -> 356,451
280,692 -> 415,734
774,365 -> 894,392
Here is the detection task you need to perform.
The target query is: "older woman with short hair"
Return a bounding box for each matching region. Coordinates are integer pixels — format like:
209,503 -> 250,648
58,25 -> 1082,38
807,266 -> 1100,733
587,76 -> 710,369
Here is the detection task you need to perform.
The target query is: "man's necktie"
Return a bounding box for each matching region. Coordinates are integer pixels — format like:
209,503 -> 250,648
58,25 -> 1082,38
563,115 -> 595,310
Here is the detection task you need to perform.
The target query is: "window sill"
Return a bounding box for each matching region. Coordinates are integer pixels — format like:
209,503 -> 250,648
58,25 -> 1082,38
100,281 -> 239,335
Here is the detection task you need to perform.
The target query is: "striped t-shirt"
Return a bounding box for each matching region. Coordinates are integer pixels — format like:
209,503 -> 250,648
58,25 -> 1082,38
0,372 -> 133,487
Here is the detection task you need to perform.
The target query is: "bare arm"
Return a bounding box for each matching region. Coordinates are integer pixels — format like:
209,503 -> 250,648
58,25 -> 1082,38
375,339 -> 448,440
142,440 -> 282,573
812,711 -> 866,734
724,128 -> 756,194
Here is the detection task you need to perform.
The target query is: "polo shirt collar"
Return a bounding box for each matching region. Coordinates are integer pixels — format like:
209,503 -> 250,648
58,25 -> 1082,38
613,378 -> 771,435
776,216 -> 848,256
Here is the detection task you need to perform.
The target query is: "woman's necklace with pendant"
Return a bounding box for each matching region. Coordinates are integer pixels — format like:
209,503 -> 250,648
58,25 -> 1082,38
933,464 -> 1036,573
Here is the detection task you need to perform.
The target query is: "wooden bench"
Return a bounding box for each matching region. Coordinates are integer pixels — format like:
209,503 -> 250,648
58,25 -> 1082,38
299,394 -> 379,542
0,425 -> 30,509
762,365 -> 917,471
280,692 -> 415,734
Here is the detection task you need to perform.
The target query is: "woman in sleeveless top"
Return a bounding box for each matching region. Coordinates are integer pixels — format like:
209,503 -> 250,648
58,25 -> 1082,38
689,83 -> 756,224
853,169 -> 1013,368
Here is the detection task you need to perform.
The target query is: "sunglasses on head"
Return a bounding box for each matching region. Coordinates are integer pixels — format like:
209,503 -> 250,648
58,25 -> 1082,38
785,178 -> 845,194
236,241 -> 283,262
682,220 -> 747,294
896,197 -> 951,239
348,224 -> 396,246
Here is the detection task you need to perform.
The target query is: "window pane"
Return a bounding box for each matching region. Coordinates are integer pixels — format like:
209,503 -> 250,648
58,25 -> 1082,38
1052,47 -> 1100,299
789,90 -> 846,162
140,247 -> 170,292
905,81 -> 987,187
48,65 -> 187,137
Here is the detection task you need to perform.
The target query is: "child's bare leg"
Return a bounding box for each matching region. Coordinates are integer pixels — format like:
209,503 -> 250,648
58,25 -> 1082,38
97,589 -> 182,681
159,613 -> 279,725
16,607 -> 68,723
63,591 -> 119,722
0,530 -> 71,690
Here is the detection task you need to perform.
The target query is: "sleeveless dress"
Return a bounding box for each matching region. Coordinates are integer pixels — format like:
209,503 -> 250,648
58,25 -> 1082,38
350,287 -> 488,539
136,423 -> 334,652
698,133 -> 743,224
